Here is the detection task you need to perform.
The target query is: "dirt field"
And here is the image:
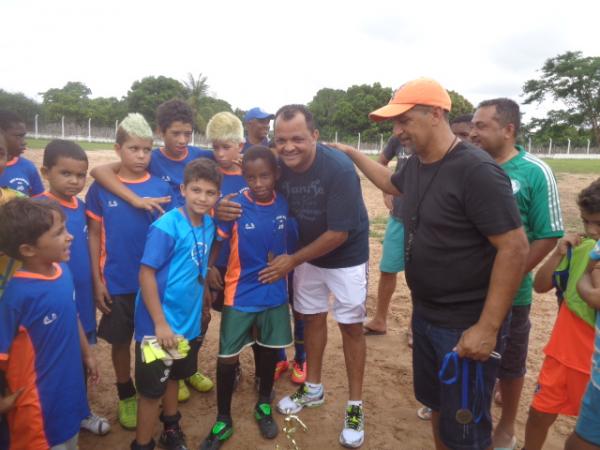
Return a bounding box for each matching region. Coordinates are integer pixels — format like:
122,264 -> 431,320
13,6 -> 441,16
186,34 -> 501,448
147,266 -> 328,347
22,147 -> 597,450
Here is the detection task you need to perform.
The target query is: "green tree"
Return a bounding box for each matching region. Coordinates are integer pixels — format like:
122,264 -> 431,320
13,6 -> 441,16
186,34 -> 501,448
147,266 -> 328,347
308,88 -> 345,139
126,76 -> 186,129
448,90 -> 474,121
523,109 -> 593,147
89,97 -> 128,127
523,51 -> 600,145
40,81 -> 92,124
0,90 -> 41,124
183,73 -> 209,114
195,97 -> 233,133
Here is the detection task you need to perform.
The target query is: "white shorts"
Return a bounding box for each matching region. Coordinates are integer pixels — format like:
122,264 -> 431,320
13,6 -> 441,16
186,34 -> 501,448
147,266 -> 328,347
293,262 -> 367,324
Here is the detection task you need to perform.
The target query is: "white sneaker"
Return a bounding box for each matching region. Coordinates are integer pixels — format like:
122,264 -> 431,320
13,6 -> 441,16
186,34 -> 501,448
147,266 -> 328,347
339,404 -> 364,448
81,412 -> 111,435
276,383 -> 324,414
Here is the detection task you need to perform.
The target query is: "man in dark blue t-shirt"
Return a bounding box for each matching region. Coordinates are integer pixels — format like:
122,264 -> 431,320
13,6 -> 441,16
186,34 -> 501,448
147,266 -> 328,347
218,105 -> 369,448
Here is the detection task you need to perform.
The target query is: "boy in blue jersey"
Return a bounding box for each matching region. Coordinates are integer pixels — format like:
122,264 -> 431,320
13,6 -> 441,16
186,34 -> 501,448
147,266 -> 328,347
0,110 -> 43,196
0,198 -> 98,450
200,146 -> 293,450
90,99 -> 214,211
38,139 -> 110,436
90,101 -> 215,397
86,113 -> 172,430
131,158 -> 221,450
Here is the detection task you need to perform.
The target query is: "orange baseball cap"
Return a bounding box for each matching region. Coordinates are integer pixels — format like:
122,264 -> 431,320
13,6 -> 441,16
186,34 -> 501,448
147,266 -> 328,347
369,78 -> 452,122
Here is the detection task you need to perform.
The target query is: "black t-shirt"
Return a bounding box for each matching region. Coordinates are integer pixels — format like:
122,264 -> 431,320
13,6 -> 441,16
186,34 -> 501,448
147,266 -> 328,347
382,136 -> 408,219
391,142 -> 522,328
278,144 -> 369,269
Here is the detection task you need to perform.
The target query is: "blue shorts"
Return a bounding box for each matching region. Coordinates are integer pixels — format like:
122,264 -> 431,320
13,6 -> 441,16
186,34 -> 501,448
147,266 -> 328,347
575,382 -> 600,447
412,313 -> 507,450
379,216 -> 405,273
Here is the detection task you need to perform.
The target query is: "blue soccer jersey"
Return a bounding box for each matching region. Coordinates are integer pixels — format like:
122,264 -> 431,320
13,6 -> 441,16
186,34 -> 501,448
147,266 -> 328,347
135,208 -> 216,341
36,192 -> 96,334
85,173 -> 172,295
0,156 -> 44,196
0,264 -> 88,449
218,191 -> 290,312
214,167 -> 247,268
149,146 -> 214,207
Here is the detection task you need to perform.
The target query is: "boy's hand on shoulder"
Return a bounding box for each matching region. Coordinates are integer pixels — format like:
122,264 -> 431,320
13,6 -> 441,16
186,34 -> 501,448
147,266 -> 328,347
156,322 -> 178,349
215,193 -> 242,221
207,266 -> 223,290
133,196 -> 171,215
84,354 -> 99,385
0,388 -> 23,414
94,283 -> 112,314
556,233 -> 583,255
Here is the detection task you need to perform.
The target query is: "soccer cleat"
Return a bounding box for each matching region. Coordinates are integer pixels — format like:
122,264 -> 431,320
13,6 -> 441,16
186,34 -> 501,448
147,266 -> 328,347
81,412 -> 111,435
290,361 -> 307,385
274,360 -> 290,381
178,380 -> 191,402
339,404 -> 365,448
186,371 -> 214,393
118,396 -> 137,430
198,420 -> 234,450
158,427 -> 188,450
255,403 -> 278,439
276,383 -> 324,414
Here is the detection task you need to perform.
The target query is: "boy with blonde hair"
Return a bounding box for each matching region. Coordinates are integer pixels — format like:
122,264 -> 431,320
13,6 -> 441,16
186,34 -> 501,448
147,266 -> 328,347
86,113 -> 171,429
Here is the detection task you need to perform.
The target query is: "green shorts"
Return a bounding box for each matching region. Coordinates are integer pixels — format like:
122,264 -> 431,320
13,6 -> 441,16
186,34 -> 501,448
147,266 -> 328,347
379,216 -> 405,273
219,303 -> 293,357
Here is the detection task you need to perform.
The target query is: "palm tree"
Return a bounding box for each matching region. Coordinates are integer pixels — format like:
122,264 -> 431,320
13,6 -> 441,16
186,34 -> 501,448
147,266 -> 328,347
183,73 -> 209,113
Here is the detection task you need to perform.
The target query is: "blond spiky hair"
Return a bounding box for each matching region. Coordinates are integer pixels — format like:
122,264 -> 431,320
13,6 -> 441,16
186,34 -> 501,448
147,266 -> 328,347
206,112 -> 244,144
117,113 -> 153,144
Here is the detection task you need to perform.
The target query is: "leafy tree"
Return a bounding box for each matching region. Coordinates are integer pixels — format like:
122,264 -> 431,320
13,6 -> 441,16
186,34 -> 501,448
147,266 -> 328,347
308,88 -> 345,138
40,81 -> 92,124
126,76 -> 186,129
89,97 -> 128,127
523,51 -> 600,145
0,90 -> 41,124
448,90 -> 474,121
523,109 -> 593,147
195,97 -> 233,133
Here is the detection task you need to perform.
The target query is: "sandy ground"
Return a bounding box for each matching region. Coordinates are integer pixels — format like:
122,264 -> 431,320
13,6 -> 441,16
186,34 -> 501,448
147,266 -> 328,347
22,147 -> 598,450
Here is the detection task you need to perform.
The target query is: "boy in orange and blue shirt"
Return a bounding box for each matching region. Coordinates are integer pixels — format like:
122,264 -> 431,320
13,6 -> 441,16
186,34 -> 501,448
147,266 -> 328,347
0,198 -> 98,450
86,113 -> 171,430
524,179 -> 600,449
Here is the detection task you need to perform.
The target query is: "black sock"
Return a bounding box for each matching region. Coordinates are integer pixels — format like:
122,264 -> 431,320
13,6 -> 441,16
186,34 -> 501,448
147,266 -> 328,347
130,438 -> 155,450
116,378 -> 136,400
217,360 -> 237,418
258,347 -> 277,404
252,343 -> 261,376
160,411 -> 181,431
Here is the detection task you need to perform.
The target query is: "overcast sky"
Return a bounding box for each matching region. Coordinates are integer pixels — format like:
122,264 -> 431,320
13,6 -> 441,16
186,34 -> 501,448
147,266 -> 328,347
2,0 -> 599,123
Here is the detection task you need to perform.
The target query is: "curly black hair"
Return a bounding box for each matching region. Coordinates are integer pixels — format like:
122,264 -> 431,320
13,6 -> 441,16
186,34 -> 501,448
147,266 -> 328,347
156,99 -> 194,133
577,178 -> 600,214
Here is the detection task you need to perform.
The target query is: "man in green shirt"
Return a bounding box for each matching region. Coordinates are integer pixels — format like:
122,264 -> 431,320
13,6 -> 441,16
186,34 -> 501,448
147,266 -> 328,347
471,98 -> 564,449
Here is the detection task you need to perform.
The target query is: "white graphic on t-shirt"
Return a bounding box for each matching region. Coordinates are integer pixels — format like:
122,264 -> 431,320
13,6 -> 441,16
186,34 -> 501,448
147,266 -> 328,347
43,313 -> 58,325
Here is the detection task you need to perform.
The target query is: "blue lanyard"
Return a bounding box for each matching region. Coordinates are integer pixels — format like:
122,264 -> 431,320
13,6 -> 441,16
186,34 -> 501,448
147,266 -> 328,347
439,351 -> 485,424
181,207 -> 206,284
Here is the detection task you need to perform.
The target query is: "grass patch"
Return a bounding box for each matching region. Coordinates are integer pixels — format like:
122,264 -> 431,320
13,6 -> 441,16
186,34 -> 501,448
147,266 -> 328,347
26,138 -> 114,151
542,159 -> 600,174
370,215 -> 388,239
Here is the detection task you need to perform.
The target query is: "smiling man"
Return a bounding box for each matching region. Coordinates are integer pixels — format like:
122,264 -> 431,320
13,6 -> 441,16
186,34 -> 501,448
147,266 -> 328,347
217,104 -> 370,448
243,107 -> 274,152
329,78 -> 529,450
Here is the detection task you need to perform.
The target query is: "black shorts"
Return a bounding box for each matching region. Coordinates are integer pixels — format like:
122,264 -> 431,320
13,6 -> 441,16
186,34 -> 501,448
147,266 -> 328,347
135,337 -> 203,399
498,305 -> 531,379
97,293 -> 136,344
210,266 -> 228,312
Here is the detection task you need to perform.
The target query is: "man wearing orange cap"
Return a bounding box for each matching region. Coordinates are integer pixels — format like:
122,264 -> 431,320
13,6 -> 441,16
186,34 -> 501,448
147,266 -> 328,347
329,78 -> 529,450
